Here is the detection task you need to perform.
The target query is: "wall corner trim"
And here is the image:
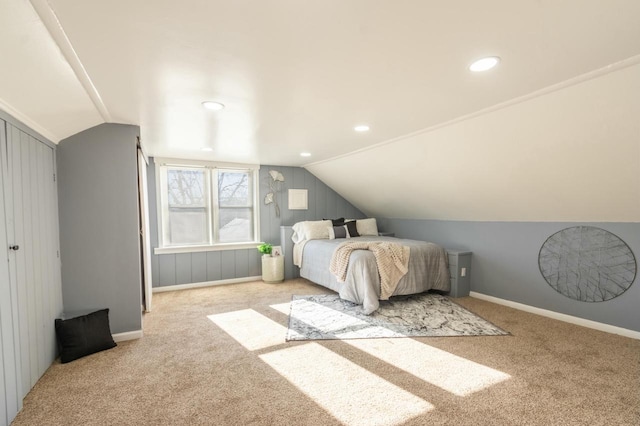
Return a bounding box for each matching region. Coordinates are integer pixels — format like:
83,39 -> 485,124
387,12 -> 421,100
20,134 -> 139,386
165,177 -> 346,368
113,330 -> 143,342
30,0 -> 113,122
469,292 -> 640,340
0,99 -> 59,142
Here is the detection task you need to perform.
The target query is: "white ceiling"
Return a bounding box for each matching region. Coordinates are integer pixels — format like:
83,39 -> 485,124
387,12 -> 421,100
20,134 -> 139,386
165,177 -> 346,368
1,0 -> 639,166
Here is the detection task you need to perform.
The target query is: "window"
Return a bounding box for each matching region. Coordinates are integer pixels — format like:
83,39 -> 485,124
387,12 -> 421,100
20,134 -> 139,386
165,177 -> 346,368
156,159 -> 259,251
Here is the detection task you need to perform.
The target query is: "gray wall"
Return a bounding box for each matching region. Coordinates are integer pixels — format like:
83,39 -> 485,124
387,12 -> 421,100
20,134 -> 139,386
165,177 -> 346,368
57,123 -> 142,334
379,218 -> 640,332
148,159 -> 364,287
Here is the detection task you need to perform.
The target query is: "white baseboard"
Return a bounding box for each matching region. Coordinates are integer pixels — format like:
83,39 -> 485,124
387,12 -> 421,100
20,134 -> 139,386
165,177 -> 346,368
113,330 -> 143,342
469,291 -> 640,340
152,276 -> 263,293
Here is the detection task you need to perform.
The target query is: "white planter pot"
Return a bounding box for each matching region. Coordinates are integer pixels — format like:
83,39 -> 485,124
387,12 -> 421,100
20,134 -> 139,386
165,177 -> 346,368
261,255 -> 284,283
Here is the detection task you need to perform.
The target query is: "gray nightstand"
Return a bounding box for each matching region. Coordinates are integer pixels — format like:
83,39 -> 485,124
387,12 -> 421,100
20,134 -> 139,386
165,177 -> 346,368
446,250 -> 472,297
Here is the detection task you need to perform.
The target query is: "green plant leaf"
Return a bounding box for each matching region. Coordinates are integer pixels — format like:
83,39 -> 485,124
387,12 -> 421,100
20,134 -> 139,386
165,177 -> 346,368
257,243 -> 273,254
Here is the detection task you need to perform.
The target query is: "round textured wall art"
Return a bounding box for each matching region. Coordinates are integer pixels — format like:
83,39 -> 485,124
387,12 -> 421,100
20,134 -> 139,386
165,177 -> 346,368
538,226 -> 636,302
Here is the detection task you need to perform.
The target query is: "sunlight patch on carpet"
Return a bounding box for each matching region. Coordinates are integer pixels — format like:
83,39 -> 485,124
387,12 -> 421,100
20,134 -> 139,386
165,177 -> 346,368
260,343 -> 433,426
346,339 -> 511,396
284,299 -> 406,338
269,302 -> 292,315
272,301 -> 406,338
208,309 -> 300,351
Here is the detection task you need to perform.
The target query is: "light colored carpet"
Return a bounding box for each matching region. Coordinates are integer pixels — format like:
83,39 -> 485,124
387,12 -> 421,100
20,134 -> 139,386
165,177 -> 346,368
12,279 -> 640,426
286,293 -> 509,340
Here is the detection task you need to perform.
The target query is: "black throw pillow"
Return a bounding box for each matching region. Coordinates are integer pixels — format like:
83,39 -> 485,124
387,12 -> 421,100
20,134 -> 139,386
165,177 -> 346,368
55,309 -> 117,363
324,217 -> 345,226
345,220 -> 360,237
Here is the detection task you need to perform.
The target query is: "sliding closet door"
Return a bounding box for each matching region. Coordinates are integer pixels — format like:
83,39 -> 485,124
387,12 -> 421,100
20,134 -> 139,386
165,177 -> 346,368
0,119 -> 20,426
0,122 -> 63,426
0,183 -> 10,424
8,123 -> 62,386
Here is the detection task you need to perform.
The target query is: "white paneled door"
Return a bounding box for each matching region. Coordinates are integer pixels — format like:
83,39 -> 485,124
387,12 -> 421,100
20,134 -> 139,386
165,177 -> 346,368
0,118 -> 20,426
0,120 -> 63,426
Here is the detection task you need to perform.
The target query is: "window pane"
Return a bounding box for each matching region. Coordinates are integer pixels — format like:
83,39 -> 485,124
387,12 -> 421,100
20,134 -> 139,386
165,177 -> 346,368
169,209 -> 208,244
218,171 -> 251,207
168,169 -> 206,207
166,168 -> 209,245
218,208 -> 253,242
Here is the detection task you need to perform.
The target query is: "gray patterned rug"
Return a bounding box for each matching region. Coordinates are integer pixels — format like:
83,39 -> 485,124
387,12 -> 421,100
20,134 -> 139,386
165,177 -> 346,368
286,293 -> 509,341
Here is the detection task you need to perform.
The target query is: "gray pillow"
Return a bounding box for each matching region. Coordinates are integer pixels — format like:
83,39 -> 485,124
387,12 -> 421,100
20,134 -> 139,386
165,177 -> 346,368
333,225 -> 347,238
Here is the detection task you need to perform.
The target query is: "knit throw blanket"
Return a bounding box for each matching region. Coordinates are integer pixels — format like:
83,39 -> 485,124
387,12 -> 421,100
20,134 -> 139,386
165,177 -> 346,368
330,241 -> 410,300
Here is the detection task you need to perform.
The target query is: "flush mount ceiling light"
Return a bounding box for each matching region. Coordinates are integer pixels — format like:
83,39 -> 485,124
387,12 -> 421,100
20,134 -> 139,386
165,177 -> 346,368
300,152 -> 311,157
354,125 -> 370,132
469,56 -> 501,72
201,147 -> 213,152
201,101 -> 225,111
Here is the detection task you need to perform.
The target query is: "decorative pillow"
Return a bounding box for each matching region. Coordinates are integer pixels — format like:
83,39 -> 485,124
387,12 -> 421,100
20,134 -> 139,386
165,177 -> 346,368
344,221 -> 360,238
328,225 -> 348,240
356,218 -> 379,236
323,217 -> 345,226
291,220 -> 333,242
55,309 -> 117,363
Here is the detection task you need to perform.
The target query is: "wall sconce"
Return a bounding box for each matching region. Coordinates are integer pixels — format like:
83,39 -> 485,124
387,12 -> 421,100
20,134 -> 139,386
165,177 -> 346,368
265,170 -> 285,217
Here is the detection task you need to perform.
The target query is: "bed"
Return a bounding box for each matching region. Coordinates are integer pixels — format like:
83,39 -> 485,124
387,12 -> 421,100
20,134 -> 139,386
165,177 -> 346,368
291,219 -> 450,314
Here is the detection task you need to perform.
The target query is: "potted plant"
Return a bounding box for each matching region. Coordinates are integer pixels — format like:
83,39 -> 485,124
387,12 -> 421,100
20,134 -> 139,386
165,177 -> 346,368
257,243 -> 284,283
257,243 -> 272,257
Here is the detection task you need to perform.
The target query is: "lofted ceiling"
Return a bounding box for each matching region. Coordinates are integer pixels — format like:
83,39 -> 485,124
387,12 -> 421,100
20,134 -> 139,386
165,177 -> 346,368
0,0 -> 639,168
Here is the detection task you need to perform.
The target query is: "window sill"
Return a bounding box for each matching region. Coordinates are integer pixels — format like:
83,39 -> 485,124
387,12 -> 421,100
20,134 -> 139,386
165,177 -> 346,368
154,242 -> 260,255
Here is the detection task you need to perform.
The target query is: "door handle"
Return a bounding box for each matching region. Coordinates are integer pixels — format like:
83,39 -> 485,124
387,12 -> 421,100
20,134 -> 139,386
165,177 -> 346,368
9,245 -> 19,251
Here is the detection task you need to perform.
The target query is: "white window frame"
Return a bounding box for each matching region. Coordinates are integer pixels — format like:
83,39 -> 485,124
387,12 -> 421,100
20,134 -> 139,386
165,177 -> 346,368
154,158 -> 260,254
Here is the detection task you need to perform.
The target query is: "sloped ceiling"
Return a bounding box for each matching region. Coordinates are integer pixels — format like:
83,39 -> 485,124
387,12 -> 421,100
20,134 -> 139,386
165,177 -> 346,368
307,62 -> 640,222
0,0 -> 639,221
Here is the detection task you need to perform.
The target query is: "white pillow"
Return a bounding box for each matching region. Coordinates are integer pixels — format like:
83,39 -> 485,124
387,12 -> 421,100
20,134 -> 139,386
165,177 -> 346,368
291,220 -> 332,242
356,218 -> 378,236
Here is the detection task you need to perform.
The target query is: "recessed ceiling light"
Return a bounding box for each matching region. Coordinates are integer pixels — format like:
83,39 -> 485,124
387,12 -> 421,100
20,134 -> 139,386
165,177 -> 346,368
201,147 -> 213,152
354,125 -> 370,132
300,152 -> 311,157
469,56 -> 501,72
202,101 -> 225,110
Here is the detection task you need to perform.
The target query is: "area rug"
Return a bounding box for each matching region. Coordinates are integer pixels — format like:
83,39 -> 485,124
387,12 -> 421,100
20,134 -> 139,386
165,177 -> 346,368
286,293 -> 509,341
